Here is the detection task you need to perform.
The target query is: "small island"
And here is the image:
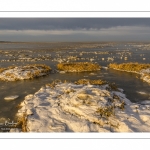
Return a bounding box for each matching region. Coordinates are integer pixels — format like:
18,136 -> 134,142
0,64 -> 51,81
57,62 -> 101,72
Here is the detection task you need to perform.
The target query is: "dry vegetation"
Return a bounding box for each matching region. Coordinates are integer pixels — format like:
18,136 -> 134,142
57,62 -> 101,72
46,79 -> 119,92
107,83 -> 119,91
95,94 -> 126,128
109,62 -> 150,72
96,105 -> 115,118
15,113 -> 27,132
74,79 -> 107,85
75,79 -> 119,91
109,63 -> 150,84
0,68 -> 6,73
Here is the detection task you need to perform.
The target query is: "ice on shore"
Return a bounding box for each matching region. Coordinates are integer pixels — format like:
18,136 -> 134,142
4,95 -> 19,101
137,91 -> 148,95
16,82 -> 150,132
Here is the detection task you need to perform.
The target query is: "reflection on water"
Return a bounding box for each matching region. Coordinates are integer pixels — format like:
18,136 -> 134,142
0,42 -> 150,122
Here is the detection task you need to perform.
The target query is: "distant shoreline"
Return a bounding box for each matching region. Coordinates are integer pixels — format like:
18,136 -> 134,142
1,41 -> 150,44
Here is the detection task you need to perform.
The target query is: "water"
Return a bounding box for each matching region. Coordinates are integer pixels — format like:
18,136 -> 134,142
0,42 -> 150,123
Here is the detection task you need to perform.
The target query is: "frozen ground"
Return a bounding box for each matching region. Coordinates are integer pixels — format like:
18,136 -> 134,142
14,81 -> 150,132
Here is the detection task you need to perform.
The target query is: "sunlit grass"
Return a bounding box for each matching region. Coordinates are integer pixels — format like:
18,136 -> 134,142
16,113 -> 27,132
74,79 -> 107,85
109,62 -> 150,72
57,62 -> 101,72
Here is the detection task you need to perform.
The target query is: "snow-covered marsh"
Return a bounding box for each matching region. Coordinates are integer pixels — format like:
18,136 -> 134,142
15,80 -> 150,132
0,64 -> 51,81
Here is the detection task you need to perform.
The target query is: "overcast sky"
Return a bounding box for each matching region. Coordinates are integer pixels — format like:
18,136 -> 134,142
0,18 -> 150,42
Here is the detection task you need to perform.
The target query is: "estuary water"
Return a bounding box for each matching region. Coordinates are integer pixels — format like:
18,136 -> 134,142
0,42 -> 150,124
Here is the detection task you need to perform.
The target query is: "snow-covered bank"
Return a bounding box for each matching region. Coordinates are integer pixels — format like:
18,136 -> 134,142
0,64 -> 51,81
140,68 -> 150,84
15,81 -> 150,132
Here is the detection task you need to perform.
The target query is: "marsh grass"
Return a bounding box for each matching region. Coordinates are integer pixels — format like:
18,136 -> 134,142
109,62 -> 150,72
22,64 -> 51,72
57,62 -> 101,72
46,79 -> 118,93
46,79 -> 62,88
74,79 -> 107,85
15,113 -> 27,132
96,105 -> 115,118
0,68 -> 6,73
105,82 -> 119,91
96,99 -> 125,129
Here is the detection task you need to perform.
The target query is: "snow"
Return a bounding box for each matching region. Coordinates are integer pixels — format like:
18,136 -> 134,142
0,65 -> 51,81
139,100 -> 150,105
140,68 -> 150,84
15,82 -> 150,132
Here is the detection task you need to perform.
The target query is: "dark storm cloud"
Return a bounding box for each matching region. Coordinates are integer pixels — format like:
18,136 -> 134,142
0,18 -> 150,30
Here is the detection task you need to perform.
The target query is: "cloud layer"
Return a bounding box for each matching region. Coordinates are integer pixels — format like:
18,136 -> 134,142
0,18 -> 150,41
1,18 -> 150,30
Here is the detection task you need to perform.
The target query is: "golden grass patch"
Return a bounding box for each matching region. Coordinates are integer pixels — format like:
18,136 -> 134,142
74,79 -> 107,85
16,113 -> 27,132
0,68 -> 6,73
109,62 -> 150,72
57,62 -> 101,72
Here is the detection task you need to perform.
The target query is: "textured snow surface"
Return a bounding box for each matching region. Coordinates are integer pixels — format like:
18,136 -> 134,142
0,65 -> 51,81
16,83 -> 150,132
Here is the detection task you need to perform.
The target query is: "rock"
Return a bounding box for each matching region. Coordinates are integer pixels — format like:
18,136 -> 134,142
4,95 -> 19,101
